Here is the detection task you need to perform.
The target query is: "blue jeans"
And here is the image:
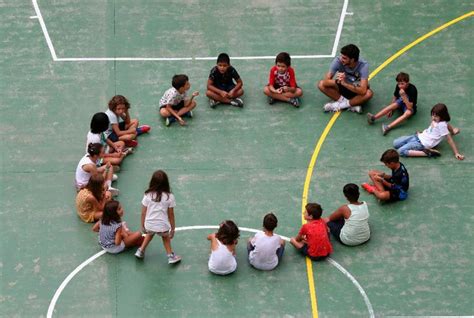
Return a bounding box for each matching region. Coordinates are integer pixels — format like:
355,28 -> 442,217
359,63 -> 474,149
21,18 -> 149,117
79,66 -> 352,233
393,134 -> 424,156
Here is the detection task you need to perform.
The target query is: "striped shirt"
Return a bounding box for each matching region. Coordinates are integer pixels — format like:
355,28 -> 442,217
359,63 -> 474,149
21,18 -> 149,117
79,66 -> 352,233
99,221 -> 122,249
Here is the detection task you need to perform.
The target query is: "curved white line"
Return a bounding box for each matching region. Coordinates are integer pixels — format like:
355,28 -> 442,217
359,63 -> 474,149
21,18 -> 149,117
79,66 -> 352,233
47,225 -> 373,318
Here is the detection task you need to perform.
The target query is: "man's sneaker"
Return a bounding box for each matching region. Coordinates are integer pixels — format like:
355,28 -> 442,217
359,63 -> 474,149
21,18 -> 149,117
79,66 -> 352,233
209,99 -> 220,108
382,124 -> 390,136
135,248 -> 144,259
123,147 -> 134,155
136,125 -> 151,136
108,186 -> 120,197
289,98 -> 300,108
184,111 -> 193,118
268,96 -> 275,105
124,139 -> 138,147
348,105 -> 362,114
112,174 -> 118,182
168,253 -> 182,264
361,183 -> 376,194
230,98 -> 244,108
165,116 -> 176,126
423,148 -> 441,157
367,113 -> 375,124
323,101 -> 340,112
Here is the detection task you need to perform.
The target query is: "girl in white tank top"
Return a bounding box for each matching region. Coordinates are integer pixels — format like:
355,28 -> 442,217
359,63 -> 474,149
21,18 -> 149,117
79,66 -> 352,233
207,220 -> 240,275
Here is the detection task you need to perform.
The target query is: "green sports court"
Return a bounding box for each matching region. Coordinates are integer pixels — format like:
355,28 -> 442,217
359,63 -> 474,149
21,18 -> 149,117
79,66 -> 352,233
1,0 -> 473,317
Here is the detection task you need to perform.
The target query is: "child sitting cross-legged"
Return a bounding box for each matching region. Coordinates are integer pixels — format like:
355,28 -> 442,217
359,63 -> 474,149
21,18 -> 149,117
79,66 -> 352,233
159,74 -> 199,126
206,53 -> 244,108
290,203 -> 332,261
207,220 -> 240,275
247,213 -> 285,271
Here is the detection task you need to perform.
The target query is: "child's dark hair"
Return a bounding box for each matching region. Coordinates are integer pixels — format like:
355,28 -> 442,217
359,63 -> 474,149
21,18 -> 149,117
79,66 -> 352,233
102,200 -> 122,225
263,213 -> 278,231
305,203 -> 323,219
395,72 -> 410,83
86,173 -> 105,202
380,149 -> 399,164
217,53 -> 230,64
216,220 -> 240,245
431,103 -> 450,122
87,143 -> 103,156
172,74 -> 189,90
275,52 -> 291,66
343,183 -> 360,202
108,95 -> 130,111
145,170 -> 171,202
340,44 -> 360,61
90,112 -> 110,134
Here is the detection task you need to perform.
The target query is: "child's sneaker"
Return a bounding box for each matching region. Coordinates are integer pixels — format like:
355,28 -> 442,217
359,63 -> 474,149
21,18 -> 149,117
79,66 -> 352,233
367,113 -> 375,124
183,111 -> 193,118
348,105 -> 362,114
122,147 -> 134,155
268,96 -> 275,105
289,98 -> 300,108
423,148 -> 441,157
230,98 -> 244,108
135,248 -> 144,259
168,253 -> 182,264
209,99 -> 220,108
112,174 -> 118,181
361,183 -> 376,194
124,139 -> 138,147
323,101 -> 340,112
382,124 -> 390,135
136,125 -> 151,136
165,116 -> 176,126
108,186 -> 120,197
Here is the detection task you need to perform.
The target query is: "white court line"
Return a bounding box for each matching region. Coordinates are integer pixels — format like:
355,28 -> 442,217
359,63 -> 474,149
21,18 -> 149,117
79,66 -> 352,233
30,15 -> 38,19
331,0 -> 349,57
32,0 -> 57,60
32,0 -> 350,62
46,225 -> 373,318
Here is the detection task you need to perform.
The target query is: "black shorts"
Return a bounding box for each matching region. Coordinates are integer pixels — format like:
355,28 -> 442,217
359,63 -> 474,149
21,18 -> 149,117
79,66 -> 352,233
160,101 -> 185,111
298,244 -> 328,261
216,82 -> 236,92
388,188 -> 408,202
108,121 -> 126,142
337,83 -> 358,99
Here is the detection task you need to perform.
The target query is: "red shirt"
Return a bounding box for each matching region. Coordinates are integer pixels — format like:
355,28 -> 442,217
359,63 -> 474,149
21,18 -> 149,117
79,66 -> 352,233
268,66 -> 297,88
298,219 -> 333,258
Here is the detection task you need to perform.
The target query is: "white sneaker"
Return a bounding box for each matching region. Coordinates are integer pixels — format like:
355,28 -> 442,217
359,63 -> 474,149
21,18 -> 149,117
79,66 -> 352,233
135,248 -> 144,259
323,101 -> 341,112
168,253 -> 182,264
112,174 -> 118,181
108,186 -> 120,197
348,105 -> 362,114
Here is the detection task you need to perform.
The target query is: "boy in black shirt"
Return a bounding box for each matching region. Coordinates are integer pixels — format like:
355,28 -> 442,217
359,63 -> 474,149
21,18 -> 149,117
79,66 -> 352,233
206,53 -> 244,108
362,149 -> 409,202
367,72 -> 418,135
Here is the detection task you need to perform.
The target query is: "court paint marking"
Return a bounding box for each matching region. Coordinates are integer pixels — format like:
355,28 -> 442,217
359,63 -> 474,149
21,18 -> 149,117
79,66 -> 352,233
29,15 -> 38,19
301,10 -> 473,318
46,225 -> 373,318
31,0 -> 349,62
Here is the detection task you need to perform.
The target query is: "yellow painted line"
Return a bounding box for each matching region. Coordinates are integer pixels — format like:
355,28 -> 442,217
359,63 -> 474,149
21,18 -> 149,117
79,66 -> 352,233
302,11 -> 473,318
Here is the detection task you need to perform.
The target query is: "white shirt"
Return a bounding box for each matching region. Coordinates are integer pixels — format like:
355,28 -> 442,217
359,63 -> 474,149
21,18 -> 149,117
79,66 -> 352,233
418,121 -> 449,149
208,240 -> 237,275
141,192 -> 176,232
75,155 -> 95,188
105,109 -> 123,137
159,87 -> 186,107
340,202 -> 370,246
248,231 -> 282,270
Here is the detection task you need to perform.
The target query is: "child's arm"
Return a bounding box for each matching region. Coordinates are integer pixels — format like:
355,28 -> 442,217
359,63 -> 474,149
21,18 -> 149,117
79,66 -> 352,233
184,91 -> 199,107
446,134 -> 464,160
327,206 -> 350,222
140,205 -> 147,232
230,78 -> 243,95
105,138 -> 121,153
165,105 -> 184,123
111,122 -> 135,137
399,89 -> 414,112
92,221 -> 100,232
114,227 -> 123,245
167,207 -> 176,239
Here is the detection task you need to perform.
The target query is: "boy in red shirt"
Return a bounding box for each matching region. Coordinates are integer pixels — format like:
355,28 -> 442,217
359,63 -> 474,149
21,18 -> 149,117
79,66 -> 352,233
290,203 -> 333,261
263,52 -> 303,108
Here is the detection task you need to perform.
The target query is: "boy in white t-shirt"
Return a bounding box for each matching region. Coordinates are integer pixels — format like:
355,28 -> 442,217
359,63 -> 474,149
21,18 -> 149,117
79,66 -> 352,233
247,213 -> 285,270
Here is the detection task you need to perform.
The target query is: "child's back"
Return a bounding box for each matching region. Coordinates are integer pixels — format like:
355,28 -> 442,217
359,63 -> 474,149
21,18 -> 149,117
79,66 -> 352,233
300,219 -> 332,258
248,231 -> 282,270
208,238 -> 237,275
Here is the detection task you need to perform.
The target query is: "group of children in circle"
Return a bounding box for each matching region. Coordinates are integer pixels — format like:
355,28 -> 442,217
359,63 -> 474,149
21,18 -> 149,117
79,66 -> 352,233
74,43 -> 465,274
